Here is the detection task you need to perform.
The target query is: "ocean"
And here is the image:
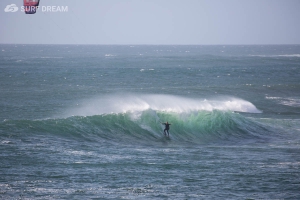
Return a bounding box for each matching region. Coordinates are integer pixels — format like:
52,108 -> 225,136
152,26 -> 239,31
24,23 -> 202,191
0,44 -> 299,199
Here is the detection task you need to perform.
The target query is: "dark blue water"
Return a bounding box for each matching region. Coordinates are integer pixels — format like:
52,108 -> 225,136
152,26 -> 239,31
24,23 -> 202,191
0,45 -> 300,199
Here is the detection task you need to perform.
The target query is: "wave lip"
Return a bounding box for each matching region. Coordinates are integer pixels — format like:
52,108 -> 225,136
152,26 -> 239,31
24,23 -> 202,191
65,94 -> 262,117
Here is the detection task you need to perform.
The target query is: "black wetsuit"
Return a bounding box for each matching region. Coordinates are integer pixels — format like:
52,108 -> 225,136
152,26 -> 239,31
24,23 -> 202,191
163,123 -> 171,136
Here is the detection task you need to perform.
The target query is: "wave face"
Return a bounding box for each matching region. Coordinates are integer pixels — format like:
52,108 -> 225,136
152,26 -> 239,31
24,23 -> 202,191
1,95 -> 272,145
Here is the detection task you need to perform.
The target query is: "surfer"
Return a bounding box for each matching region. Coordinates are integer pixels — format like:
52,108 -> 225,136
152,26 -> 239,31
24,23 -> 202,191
162,121 -> 171,137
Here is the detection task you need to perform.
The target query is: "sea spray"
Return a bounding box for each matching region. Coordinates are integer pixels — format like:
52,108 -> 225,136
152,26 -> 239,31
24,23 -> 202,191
64,94 -> 262,118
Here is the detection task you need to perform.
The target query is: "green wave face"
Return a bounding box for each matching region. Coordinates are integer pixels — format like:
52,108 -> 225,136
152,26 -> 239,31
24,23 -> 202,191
0,108 -> 273,146
1,94 -> 273,145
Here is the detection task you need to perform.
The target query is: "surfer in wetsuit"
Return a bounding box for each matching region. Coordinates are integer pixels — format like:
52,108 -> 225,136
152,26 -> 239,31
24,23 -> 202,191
162,121 -> 171,137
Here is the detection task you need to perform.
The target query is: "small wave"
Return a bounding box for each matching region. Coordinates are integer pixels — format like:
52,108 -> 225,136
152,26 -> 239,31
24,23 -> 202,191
266,97 -> 281,100
140,69 -> 155,72
40,57 -> 63,59
278,54 -> 300,57
105,54 -> 115,57
250,54 -> 300,58
266,96 -> 300,107
1,140 -> 12,144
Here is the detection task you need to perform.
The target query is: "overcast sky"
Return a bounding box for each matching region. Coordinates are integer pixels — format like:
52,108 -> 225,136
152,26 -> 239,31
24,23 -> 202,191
1,0 -> 300,45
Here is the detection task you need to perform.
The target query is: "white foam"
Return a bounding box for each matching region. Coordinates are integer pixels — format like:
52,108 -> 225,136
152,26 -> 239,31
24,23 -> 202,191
40,57 -> 63,59
65,94 -> 262,117
250,54 -> 300,58
280,98 -> 300,107
266,96 -> 281,100
140,69 -> 154,72
278,54 -> 300,57
105,54 -> 115,57
266,96 -> 300,107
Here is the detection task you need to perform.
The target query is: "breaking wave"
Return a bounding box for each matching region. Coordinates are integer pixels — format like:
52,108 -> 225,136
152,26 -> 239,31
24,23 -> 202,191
64,94 -> 262,117
0,94 -> 276,145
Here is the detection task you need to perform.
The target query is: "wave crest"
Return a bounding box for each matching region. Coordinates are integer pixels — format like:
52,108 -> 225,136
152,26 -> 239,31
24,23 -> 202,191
64,94 -> 261,117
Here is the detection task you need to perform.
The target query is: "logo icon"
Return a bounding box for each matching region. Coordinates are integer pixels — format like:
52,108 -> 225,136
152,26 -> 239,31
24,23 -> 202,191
4,4 -> 19,12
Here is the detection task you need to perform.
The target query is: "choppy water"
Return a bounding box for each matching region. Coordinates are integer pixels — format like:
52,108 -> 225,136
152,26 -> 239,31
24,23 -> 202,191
0,45 -> 300,199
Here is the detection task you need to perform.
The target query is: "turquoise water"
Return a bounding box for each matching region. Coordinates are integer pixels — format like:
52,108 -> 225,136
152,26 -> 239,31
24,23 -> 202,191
0,45 -> 300,199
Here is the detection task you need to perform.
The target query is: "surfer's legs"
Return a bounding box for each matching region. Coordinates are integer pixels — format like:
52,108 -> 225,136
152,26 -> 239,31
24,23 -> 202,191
164,129 -> 169,137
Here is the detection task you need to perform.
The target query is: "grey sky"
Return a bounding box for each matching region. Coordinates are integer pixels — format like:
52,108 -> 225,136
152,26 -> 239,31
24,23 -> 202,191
1,0 -> 300,45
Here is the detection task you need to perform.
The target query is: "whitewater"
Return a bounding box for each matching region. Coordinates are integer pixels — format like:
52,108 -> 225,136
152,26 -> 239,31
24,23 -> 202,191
0,45 -> 300,199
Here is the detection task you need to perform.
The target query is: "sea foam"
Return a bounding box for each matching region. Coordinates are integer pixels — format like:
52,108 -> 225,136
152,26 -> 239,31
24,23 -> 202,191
65,94 -> 262,117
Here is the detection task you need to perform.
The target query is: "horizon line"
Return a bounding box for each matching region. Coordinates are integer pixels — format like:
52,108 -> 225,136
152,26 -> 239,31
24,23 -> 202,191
1,43 -> 300,46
